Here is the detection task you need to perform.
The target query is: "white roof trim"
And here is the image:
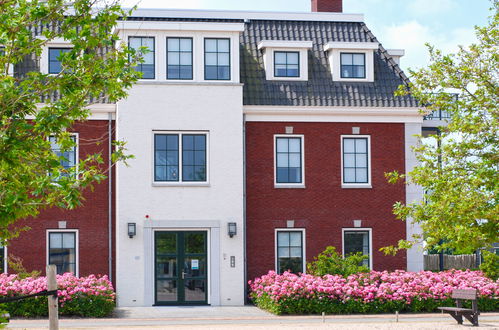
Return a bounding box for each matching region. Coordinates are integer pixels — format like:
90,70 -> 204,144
127,8 -> 364,23
324,41 -> 379,52
257,40 -> 313,50
387,49 -> 405,57
117,21 -> 245,32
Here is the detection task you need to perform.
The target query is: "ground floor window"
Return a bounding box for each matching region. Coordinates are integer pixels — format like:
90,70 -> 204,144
0,245 -> 4,273
276,230 -> 304,274
48,231 -> 77,275
343,229 -> 371,268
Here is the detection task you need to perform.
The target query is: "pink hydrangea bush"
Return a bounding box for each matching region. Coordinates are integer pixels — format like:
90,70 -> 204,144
249,270 -> 499,315
0,273 -> 115,317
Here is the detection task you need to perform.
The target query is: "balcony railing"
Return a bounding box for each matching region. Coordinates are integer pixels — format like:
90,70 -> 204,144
424,109 -> 451,120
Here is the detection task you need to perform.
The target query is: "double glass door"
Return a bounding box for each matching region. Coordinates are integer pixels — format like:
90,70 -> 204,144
154,231 -> 208,305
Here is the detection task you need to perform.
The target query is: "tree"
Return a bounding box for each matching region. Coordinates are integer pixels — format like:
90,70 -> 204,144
384,1 -> 498,259
0,0 -> 140,241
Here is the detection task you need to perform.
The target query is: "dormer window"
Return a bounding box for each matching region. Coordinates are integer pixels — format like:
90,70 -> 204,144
258,40 -> 312,81
274,51 -> 299,77
324,42 -> 378,82
340,53 -> 365,79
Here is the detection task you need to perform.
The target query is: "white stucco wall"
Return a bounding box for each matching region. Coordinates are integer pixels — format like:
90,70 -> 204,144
405,123 -> 425,271
115,83 -> 244,306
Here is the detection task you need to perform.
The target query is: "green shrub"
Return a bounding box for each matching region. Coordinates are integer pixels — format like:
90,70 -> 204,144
480,250 -> 499,280
307,246 -> 369,277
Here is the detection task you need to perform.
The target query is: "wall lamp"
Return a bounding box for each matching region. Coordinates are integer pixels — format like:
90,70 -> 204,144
228,222 -> 237,238
127,222 -> 136,238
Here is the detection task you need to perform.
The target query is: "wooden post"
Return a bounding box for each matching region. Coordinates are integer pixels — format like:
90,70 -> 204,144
46,265 -> 59,330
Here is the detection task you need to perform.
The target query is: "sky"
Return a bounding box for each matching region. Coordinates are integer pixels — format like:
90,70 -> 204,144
120,0 -> 492,73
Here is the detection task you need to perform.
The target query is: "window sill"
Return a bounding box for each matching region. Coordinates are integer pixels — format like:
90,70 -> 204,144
269,76 -> 308,81
341,184 -> 372,189
152,182 -> 210,187
274,184 -> 306,189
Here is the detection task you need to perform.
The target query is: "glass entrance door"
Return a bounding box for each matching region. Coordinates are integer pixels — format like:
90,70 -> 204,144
155,231 -> 208,305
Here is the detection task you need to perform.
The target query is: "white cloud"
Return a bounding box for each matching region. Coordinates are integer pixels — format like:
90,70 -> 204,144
408,0 -> 457,15
380,20 -> 477,72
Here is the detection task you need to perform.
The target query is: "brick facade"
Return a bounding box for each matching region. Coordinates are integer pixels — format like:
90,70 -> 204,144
7,120 -> 114,278
246,121 -> 407,281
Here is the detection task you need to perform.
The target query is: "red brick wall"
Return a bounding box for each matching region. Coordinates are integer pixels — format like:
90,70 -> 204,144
311,0 -> 342,12
7,120 -> 114,278
246,122 -> 407,281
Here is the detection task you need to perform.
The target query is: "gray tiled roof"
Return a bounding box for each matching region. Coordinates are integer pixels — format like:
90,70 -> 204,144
240,20 -> 417,107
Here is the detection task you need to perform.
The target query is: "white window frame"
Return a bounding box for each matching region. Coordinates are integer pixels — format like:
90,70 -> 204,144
152,131 -> 210,186
274,134 -> 305,189
340,135 -> 371,188
342,228 -> 373,270
258,40 -> 312,81
274,228 -> 306,274
49,133 -> 79,178
46,229 -> 79,277
324,42 -> 378,82
39,38 -> 74,75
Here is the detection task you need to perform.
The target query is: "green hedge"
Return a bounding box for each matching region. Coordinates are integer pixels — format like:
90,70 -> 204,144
252,293 -> 498,315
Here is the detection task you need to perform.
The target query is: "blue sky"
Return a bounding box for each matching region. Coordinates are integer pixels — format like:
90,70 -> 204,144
121,0 -> 492,72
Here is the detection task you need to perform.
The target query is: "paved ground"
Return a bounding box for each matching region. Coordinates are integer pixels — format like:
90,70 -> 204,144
6,306 -> 499,329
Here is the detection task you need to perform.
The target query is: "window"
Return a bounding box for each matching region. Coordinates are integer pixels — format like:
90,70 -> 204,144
49,135 -> 77,177
48,48 -> 71,74
342,137 -> 369,185
154,133 -> 207,183
0,245 -> 5,273
340,53 -> 365,79
275,136 -> 303,184
276,230 -> 304,274
129,37 -> 155,79
49,135 -> 77,173
48,231 -> 77,275
274,51 -> 299,77
204,38 -> 230,80
167,37 -> 193,80
343,230 -> 371,268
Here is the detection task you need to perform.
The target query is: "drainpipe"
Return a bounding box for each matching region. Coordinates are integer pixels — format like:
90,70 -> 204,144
242,113 -> 247,304
108,111 -> 113,282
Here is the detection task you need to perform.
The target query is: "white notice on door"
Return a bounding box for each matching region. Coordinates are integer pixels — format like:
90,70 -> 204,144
191,259 -> 199,270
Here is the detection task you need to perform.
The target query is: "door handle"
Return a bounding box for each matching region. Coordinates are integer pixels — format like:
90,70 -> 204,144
181,271 -> 187,279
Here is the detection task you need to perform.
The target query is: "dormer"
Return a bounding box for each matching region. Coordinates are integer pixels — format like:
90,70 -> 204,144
258,40 -> 313,81
324,42 -> 379,82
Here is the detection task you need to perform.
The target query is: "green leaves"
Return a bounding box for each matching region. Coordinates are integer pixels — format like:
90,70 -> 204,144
0,0 -> 139,242
386,0 -> 499,258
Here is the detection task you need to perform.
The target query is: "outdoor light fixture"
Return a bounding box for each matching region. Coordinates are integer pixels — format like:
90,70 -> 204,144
127,222 -> 136,238
228,222 -> 237,238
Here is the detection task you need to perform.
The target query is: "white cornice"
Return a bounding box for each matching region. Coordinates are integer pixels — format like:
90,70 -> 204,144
324,42 -> 379,52
116,21 -> 245,32
243,106 -> 424,123
126,8 -> 364,23
258,40 -> 313,50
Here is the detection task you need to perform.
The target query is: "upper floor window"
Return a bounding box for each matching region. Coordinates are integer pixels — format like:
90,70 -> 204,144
276,230 -> 304,274
274,51 -> 299,77
48,48 -> 71,74
342,136 -> 369,185
154,133 -> 207,183
340,53 -> 365,79
275,136 -> 303,185
49,135 -> 77,175
204,38 -> 230,80
167,37 -> 193,80
48,231 -> 77,275
129,36 -> 155,79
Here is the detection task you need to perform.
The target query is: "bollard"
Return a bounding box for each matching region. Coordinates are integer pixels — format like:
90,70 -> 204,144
322,311 -> 325,323
396,310 -> 399,322
46,265 -> 59,330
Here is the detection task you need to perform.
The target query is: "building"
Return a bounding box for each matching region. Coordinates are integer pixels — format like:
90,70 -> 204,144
7,0 -> 441,306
